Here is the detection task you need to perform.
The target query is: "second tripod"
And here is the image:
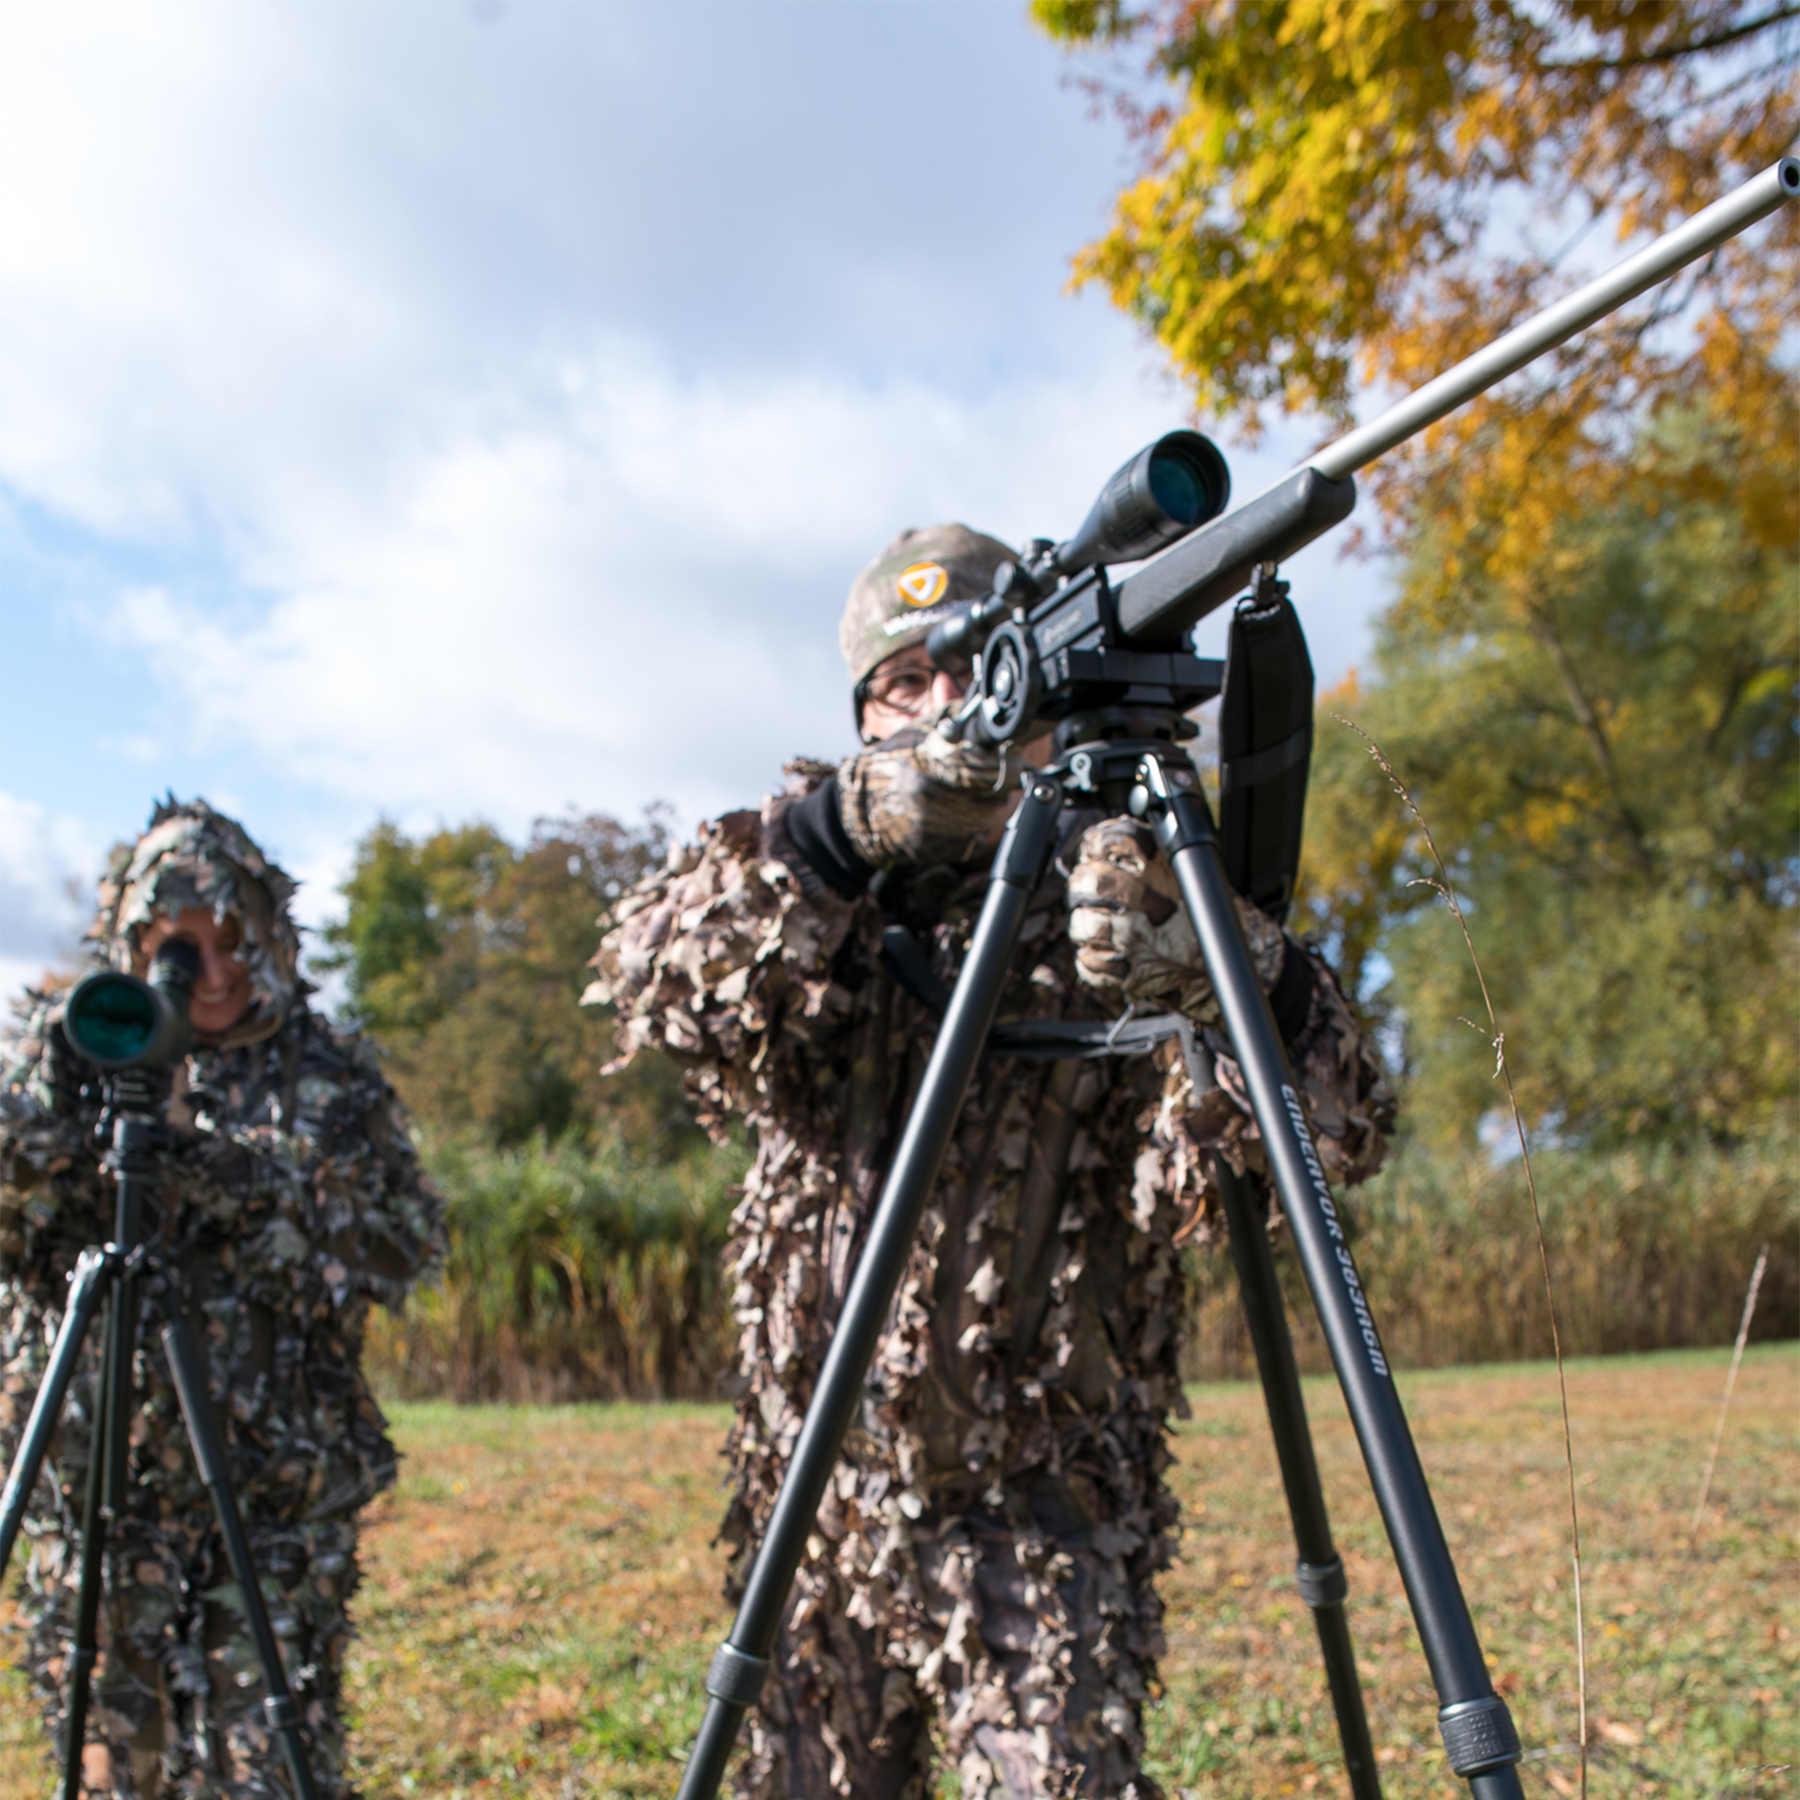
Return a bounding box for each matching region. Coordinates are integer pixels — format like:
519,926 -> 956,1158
0,1002 -> 318,1799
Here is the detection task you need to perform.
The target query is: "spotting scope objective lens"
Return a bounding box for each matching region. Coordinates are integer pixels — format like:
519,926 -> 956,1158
63,938 -> 200,1071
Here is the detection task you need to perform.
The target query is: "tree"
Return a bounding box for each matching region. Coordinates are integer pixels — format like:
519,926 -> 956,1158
1292,396 -> 1798,1149
318,808 -> 690,1150
1036,2 -> 1798,1146
1032,1 -> 1798,583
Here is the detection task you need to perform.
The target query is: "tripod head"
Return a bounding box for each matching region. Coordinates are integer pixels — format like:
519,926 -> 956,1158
64,939 -> 200,1075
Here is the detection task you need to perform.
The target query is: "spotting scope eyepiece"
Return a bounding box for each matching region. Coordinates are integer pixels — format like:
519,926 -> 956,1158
64,938 -> 199,1071
1051,429 -> 1230,577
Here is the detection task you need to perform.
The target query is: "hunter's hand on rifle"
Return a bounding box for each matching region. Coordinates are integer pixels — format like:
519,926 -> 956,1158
1068,817 -> 1287,1025
836,724 -> 1019,870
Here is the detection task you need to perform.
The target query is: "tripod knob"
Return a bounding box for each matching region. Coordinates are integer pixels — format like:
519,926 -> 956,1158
974,622 -> 1041,744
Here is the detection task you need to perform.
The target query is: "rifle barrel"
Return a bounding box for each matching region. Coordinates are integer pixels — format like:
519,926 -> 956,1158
1312,157 -> 1798,481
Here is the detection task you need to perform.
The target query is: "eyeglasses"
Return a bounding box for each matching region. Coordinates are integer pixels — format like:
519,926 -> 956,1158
864,666 -> 935,713
854,652 -> 972,725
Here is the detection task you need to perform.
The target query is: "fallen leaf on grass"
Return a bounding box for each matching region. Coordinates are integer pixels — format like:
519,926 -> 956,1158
507,1679 -> 584,1738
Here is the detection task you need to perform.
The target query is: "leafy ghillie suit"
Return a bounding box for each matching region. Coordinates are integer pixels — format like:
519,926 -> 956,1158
590,749 -> 1394,1799
0,800 -> 443,1797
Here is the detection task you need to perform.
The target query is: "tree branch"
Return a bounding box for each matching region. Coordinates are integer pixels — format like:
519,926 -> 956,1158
1539,4 -> 1800,76
1527,600 -> 1661,881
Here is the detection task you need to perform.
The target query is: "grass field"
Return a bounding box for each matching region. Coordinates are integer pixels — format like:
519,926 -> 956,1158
3,1346 -> 1794,1797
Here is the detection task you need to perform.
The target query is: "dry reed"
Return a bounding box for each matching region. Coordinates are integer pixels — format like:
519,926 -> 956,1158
1339,718 -> 1589,1795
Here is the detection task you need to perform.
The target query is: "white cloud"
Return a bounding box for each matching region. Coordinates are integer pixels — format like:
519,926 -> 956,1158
104,334 -> 1303,833
0,794 -> 103,1014
0,2 -> 1143,557
0,0 -> 1391,1005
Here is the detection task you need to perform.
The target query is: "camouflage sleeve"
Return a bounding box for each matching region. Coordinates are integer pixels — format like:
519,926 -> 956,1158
1132,944 -> 1396,1245
305,1024 -> 446,1309
0,993 -> 108,1279
585,764 -> 863,1133
1271,946 -> 1398,1189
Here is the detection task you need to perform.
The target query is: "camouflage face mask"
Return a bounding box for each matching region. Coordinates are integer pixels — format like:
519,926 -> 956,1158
90,797 -> 303,1050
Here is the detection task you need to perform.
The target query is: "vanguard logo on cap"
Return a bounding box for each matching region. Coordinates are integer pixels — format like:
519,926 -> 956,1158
897,562 -> 950,607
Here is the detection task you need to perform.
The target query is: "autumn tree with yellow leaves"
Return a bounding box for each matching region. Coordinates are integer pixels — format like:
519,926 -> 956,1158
1036,0 -> 1798,1146
1302,405 -> 1797,1147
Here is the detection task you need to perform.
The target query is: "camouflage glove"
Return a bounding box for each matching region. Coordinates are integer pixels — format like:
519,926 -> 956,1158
1067,816 -> 1288,1024
836,725 -> 1020,870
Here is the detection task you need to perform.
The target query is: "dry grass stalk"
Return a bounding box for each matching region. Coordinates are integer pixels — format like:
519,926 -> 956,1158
1689,1243 -> 1771,1536
1338,716 -> 1590,1797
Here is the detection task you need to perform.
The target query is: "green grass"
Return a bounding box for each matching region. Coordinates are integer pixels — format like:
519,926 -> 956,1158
3,1347 -> 1794,1796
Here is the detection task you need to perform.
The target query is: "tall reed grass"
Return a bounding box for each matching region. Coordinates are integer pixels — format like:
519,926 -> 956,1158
1184,1129 -> 1798,1380
365,1131 -> 1795,1400
366,1132 -> 746,1402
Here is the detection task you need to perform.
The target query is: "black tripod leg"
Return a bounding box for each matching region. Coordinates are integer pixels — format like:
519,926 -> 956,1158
675,774 -> 1068,1800
162,1314 -> 320,1800
0,1248 -> 113,1580
60,1262 -> 132,1800
1145,762 -> 1525,1798
1215,1157 -> 1381,1799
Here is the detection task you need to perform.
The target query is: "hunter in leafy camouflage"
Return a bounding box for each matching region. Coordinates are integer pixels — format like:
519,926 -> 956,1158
0,798 -> 443,1798
587,528 -> 1394,1798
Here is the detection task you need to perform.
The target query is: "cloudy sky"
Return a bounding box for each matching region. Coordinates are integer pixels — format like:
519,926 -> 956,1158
0,1 -> 1395,1006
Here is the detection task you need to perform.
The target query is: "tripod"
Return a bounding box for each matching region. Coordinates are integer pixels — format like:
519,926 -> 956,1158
678,717 -> 1525,1798
0,1067 -> 319,1800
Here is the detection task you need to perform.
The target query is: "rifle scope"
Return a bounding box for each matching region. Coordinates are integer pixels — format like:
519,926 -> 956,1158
1053,429 -> 1231,575
64,939 -> 200,1071
927,429 -> 1231,668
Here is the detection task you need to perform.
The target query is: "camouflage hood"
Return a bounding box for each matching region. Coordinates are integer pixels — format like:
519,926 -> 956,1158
90,797 -> 303,1050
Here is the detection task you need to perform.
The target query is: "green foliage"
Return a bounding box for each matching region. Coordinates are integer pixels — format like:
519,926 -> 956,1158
321,810 -> 747,1403
1038,0 -> 1797,1153
368,1131 -> 748,1402
366,1130 -> 1791,1403
1297,400 -> 1798,1148
318,809 -> 689,1151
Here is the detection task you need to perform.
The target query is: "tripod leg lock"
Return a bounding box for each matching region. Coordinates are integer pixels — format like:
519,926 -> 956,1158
1293,1555 -> 1348,1609
705,1643 -> 770,1710
262,1694 -> 301,1732
1437,1695 -> 1522,1776
1131,752 -> 1217,858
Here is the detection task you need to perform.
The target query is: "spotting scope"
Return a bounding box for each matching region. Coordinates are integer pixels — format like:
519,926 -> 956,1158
63,939 -> 200,1071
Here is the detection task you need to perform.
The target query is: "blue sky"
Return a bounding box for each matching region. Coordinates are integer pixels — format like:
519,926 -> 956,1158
0,1 -> 1394,1006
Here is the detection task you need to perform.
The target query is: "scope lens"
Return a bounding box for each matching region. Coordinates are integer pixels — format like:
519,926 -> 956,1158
66,976 -> 157,1063
1148,450 -> 1206,525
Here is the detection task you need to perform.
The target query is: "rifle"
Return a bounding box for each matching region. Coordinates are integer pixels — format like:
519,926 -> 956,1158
929,157 -> 1799,727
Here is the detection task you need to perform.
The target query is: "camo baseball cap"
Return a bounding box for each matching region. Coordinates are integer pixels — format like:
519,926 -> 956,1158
839,522 -> 1015,689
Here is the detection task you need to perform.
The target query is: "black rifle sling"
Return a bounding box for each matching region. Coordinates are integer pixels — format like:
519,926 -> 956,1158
1219,576 -> 1313,925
